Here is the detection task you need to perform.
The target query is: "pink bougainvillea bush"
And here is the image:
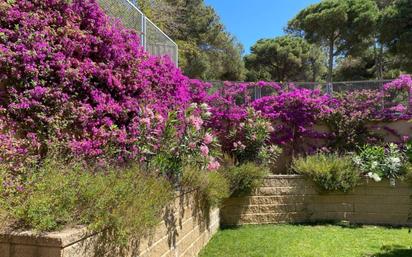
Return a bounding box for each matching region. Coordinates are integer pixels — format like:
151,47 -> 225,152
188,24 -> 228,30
0,0 -> 193,164
253,87 -> 333,152
197,76 -> 412,157
382,74 -> 412,117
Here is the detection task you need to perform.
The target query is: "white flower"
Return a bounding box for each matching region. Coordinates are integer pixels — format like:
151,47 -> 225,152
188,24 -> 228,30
371,161 -> 378,169
353,156 -> 362,166
389,157 -> 401,165
203,111 -> 212,118
372,174 -> 382,182
190,103 -> 198,108
200,103 -> 209,110
367,172 -> 382,182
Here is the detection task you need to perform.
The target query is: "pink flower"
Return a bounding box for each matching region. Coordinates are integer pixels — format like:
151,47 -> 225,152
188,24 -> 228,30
233,141 -> 246,151
200,145 -> 209,156
188,142 -> 196,150
203,133 -> 213,145
155,114 -> 164,123
141,118 -> 151,127
189,115 -> 204,131
207,157 -> 221,171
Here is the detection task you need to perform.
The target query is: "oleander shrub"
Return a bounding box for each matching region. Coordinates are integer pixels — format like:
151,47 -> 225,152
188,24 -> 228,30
353,143 -> 407,182
219,162 -> 269,196
292,153 -> 361,192
0,160 -> 173,245
226,108 -> 281,164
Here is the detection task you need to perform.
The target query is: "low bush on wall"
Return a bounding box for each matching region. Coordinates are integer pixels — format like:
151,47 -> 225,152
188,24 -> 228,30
220,162 -> 269,196
292,153 -> 361,192
0,160 -> 173,245
181,166 -> 230,208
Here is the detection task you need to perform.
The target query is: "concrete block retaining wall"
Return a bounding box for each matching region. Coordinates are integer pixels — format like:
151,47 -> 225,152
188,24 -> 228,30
3,175 -> 412,257
221,175 -> 412,226
0,192 -> 219,257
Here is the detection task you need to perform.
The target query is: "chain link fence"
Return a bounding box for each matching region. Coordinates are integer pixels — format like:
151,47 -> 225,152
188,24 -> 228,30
97,0 -> 178,65
208,80 -> 394,100
207,79 -> 412,111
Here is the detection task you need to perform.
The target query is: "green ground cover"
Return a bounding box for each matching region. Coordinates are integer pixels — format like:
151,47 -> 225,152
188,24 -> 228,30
199,224 -> 412,257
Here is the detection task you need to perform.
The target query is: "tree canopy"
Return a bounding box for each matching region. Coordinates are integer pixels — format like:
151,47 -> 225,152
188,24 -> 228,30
380,0 -> 412,72
287,0 -> 378,82
133,0 -> 410,83
244,36 -> 326,82
137,0 -> 245,81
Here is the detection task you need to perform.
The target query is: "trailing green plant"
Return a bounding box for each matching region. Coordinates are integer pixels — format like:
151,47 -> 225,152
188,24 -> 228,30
405,140 -> 412,164
181,166 -> 229,208
292,153 -> 361,192
219,162 -> 269,197
0,160 -> 173,245
353,143 -> 406,182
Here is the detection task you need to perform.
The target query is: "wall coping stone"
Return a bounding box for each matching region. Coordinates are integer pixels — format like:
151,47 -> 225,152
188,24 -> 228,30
0,226 -> 93,248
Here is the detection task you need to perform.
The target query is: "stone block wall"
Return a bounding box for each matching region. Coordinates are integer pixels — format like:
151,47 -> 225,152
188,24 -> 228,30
0,192 -> 219,257
221,175 -> 412,226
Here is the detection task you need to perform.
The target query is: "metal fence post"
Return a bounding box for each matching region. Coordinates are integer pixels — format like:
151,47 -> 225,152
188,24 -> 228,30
325,82 -> 334,95
141,15 -> 147,51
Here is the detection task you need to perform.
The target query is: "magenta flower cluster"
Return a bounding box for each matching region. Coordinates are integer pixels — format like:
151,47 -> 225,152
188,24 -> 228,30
197,78 -> 411,155
0,0 -> 191,161
382,74 -> 412,115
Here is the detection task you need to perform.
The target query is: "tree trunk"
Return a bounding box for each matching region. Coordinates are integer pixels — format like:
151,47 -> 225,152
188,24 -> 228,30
378,44 -> 384,80
327,37 -> 334,83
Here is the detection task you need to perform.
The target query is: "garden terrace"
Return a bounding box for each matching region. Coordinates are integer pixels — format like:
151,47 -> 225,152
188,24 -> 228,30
1,1 -> 412,257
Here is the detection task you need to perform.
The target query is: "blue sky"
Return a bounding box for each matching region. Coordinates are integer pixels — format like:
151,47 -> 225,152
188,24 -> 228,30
204,0 -> 321,55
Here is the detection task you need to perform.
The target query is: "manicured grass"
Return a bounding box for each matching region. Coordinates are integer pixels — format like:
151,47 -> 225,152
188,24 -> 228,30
199,224 -> 412,257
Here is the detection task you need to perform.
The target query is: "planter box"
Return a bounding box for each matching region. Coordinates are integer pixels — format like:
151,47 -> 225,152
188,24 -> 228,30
0,192 -> 219,257
221,175 -> 412,226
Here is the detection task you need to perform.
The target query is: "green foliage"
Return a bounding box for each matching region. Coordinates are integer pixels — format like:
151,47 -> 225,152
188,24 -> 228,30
380,0 -> 412,73
257,145 -> 283,168
292,153 -> 361,192
0,160 -> 173,244
405,140 -> 412,163
245,36 -> 326,82
181,166 -> 229,208
138,0 -> 245,80
219,163 -> 268,196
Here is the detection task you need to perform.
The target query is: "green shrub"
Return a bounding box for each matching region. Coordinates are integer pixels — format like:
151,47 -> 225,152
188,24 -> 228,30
181,166 -> 229,208
404,141 -> 412,163
292,153 -> 361,192
0,160 -> 173,244
219,163 -> 268,196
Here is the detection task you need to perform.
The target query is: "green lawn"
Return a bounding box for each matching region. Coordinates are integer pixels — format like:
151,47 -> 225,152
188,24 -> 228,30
199,224 -> 412,257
